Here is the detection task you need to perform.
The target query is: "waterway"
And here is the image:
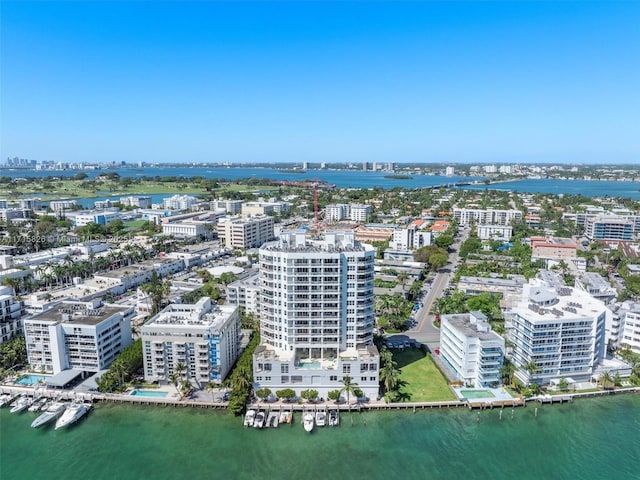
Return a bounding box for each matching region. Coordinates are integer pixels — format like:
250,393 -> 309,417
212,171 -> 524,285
2,395 -> 638,480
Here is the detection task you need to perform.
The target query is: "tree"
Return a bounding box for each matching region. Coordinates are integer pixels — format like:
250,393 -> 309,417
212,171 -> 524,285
170,372 -> 180,395
428,253 -> 448,271
275,388 -> 296,402
522,360 -> 540,384
141,271 -> 172,315
558,377 -> 569,391
255,388 -> 272,402
598,371 -> 614,390
327,389 -> 341,402
435,234 -> 454,250
396,272 -> 409,295
340,375 -> 359,408
300,389 -> 319,402
500,360 -> 516,386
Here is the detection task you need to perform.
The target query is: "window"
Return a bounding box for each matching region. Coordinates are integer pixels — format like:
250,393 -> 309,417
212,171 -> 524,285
256,376 -> 263,381
361,377 -> 367,382
342,364 -> 351,374
370,377 -> 376,382
330,375 -> 337,381
281,364 -> 289,373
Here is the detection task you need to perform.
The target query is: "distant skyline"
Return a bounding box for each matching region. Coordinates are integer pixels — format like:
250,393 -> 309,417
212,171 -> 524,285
1,1 -> 639,165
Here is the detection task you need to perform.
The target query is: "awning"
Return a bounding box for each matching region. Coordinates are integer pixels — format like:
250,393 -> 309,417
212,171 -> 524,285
45,369 -> 83,388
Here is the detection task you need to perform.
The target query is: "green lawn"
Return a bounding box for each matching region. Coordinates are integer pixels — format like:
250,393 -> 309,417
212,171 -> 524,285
392,348 -> 457,402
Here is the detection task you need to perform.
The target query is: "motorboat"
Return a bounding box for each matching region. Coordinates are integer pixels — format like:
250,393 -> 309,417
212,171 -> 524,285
10,396 -> 32,414
315,411 -> 326,427
29,398 -> 49,412
244,409 -> 256,427
253,411 -> 266,429
278,411 -> 293,424
55,402 -> 91,430
328,410 -> 339,427
303,413 -> 314,433
31,402 -> 67,428
0,394 -> 16,408
266,411 -> 279,428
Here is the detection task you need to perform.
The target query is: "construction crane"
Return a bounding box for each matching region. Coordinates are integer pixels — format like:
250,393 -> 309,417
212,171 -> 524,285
275,180 -> 335,233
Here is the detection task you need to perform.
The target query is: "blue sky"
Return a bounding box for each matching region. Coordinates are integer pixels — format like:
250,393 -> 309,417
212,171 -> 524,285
1,1 -> 639,164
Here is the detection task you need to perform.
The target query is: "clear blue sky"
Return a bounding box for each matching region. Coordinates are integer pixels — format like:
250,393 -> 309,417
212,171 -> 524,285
1,1 -> 639,164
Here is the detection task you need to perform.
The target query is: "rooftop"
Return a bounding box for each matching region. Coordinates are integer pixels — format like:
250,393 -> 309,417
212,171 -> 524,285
28,301 -> 130,326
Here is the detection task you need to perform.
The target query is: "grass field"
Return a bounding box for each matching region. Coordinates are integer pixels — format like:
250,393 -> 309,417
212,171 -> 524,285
392,348 -> 457,402
0,179 -> 278,201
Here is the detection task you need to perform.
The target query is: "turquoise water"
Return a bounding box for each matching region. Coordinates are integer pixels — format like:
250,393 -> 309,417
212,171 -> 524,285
465,178 -> 640,199
1,395 -> 638,479
14,374 -> 47,385
129,390 -> 168,398
460,390 -> 496,399
298,361 -> 321,369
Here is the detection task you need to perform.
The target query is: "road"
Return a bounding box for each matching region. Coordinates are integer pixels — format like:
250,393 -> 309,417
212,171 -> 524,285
407,227 -> 470,348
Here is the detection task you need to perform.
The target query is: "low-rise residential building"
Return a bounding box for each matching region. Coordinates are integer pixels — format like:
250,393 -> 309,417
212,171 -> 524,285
162,220 -> 215,239
440,311 -> 505,388
163,195 -> 199,210
585,214 -> 634,241
226,271 -> 260,317
615,301 -> 640,354
477,224 -> 513,241
0,285 -> 25,345
242,200 -> 290,217
93,258 -> 185,294
20,198 -> 42,211
574,272 -> 617,305
531,237 -> 584,271
141,299 -> 240,386
217,216 -> 274,249
510,280 -> 608,385
73,210 -> 121,227
453,208 -> 522,226
211,199 -> 243,215
23,299 -> 134,375
119,196 -> 152,208
49,200 -> 77,212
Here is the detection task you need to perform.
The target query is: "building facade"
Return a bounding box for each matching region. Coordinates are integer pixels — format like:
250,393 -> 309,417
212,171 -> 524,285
217,216 -> 274,249
141,299 -> 240,386
254,230 -> 379,399
453,208 -> 523,226
23,299 -> 134,375
440,311 -> 505,388
510,281 -> 607,385
0,285 -> 25,345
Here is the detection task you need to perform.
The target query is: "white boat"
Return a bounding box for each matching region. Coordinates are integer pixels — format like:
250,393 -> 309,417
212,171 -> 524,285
31,402 -> 67,428
244,409 -> 256,427
328,410 -> 339,426
315,411 -> 326,427
254,411 -> 266,429
10,396 -> 32,414
0,394 -> 16,408
29,398 -> 49,412
55,402 -> 91,430
279,411 -> 293,424
303,413 -> 314,433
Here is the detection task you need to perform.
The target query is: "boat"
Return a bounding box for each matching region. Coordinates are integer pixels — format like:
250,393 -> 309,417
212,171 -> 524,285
0,394 -> 16,408
31,402 -> 67,428
315,411 -> 327,427
328,410 -> 339,426
303,413 -> 314,433
243,409 -> 256,427
29,398 -> 50,412
253,411 -> 266,429
279,411 -> 293,424
10,396 -> 32,414
266,411 -> 279,428
55,402 -> 91,430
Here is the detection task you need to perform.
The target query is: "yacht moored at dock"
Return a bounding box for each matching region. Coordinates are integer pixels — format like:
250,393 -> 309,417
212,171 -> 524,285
328,410 -> 339,426
303,413 -> 314,433
10,396 -> 32,414
254,411 -> 266,429
244,409 -> 256,427
315,411 -> 326,427
31,402 -> 67,428
55,402 -> 91,430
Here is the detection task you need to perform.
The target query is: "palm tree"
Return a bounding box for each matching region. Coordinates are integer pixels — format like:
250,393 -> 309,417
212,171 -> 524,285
598,371 -> 614,390
521,360 -> 540,385
397,272 -> 409,296
169,372 -> 180,395
500,360 -> 516,386
379,363 -> 401,394
175,362 -> 187,381
340,375 -> 359,409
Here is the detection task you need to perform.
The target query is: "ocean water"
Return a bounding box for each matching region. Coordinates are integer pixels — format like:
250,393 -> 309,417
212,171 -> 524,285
2,395 -> 638,480
464,178 -> 640,199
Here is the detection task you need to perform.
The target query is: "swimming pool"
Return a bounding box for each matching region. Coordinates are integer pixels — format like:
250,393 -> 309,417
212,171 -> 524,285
14,374 -> 48,385
297,361 -> 321,369
129,390 -> 168,398
459,390 -> 496,399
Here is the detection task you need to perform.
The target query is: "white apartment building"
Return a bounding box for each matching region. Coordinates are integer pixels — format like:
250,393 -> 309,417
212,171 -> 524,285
242,201 -> 290,217
349,204 -> 372,222
574,272 -> 617,305
23,299 -> 134,375
120,196 -> 152,208
325,204 -> 349,222
217,216 -> 274,249
162,220 -> 214,239
163,195 -> 199,210
254,230 -> 379,400
477,224 -> 513,241
49,200 -> 77,212
20,198 -> 42,211
390,227 -> 432,251
615,301 -> 640,354
453,208 -> 523,226
445,166 -> 455,176
511,281 -> 607,385
584,214 -> 634,241
211,199 -> 243,215
141,299 -> 240,385
0,285 -> 25,345
440,311 -> 505,388
73,210 -> 121,227
227,272 -> 260,317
